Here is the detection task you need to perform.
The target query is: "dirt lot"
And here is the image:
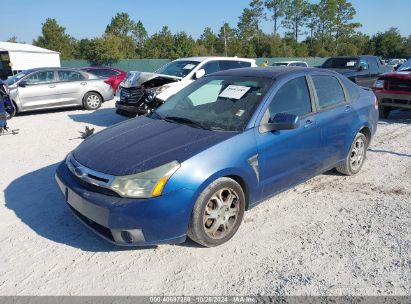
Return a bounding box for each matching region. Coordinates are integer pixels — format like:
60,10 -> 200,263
0,100 -> 410,296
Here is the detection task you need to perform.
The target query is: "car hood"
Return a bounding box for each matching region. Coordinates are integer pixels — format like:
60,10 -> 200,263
120,71 -> 181,88
380,71 -> 411,79
73,117 -> 236,176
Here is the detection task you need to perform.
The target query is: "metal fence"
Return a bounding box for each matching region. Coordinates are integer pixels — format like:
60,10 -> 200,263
61,57 -> 328,72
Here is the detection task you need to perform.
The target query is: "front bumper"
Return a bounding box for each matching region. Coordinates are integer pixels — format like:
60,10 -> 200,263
115,102 -> 147,115
374,91 -> 411,110
55,162 -> 195,246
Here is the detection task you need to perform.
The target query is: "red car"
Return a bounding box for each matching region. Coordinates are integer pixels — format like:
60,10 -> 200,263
81,67 -> 126,92
373,59 -> 411,118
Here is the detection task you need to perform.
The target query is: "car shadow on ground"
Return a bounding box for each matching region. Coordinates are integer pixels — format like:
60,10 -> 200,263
17,106 -> 82,116
378,109 -> 411,125
69,108 -> 128,127
4,163 -> 156,252
368,148 -> 411,158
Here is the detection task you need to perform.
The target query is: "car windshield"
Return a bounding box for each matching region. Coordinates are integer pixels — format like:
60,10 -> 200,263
156,60 -> 200,78
151,76 -> 273,131
398,59 -> 411,71
4,71 -> 28,85
322,58 -> 358,69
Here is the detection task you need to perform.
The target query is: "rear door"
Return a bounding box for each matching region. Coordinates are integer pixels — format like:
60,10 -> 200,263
355,57 -> 372,87
310,74 -> 354,169
255,75 -> 322,198
17,70 -> 59,110
56,70 -> 88,105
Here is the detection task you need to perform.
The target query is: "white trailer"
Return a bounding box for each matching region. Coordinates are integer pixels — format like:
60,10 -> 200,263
0,42 -> 60,79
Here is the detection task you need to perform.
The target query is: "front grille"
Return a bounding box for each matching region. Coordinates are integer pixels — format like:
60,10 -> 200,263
387,78 -> 411,92
382,98 -> 411,106
68,170 -> 120,197
68,205 -> 114,242
120,87 -> 146,104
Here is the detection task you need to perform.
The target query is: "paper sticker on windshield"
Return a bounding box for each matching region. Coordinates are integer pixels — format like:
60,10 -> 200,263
183,64 -> 196,70
219,85 -> 251,99
346,61 -> 356,67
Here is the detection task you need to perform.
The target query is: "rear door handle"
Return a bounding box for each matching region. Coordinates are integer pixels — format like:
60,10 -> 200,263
80,82 -> 87,86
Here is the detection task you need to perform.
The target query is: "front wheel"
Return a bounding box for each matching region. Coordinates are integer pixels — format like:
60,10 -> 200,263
83,92 -> 102,110
336,133 -> 368,176
188,178 -> 245,247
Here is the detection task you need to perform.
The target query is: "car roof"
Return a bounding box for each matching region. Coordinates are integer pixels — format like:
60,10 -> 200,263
22,67 -> 79,73
174,56 -> 255,63
207,66 -> 332,79
274,61 -> 307,64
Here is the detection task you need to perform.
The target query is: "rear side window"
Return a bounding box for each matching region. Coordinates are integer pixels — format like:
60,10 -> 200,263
268,76 -> 312,117
219,60 -> 251,70
342,78 -> 360,100
58,71 -> 85,82
202,61 -> 220,75
367,58 -> 379,73
312,75 -> 345,109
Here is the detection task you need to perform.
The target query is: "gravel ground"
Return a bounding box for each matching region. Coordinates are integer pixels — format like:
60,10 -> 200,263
0,100 -> 410,296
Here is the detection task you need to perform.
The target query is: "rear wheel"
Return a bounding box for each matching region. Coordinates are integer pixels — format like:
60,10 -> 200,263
83,92 -> 102,110
188,178 -> 245,247
379,105 -> 391,119
336,133 -> 368,176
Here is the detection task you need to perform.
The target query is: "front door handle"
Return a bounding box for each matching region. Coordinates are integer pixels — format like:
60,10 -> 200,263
48,84 -> 56,88
80,82 -> 87,86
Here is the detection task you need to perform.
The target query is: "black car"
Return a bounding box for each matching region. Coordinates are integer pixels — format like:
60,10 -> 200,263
320,56 -> 392,88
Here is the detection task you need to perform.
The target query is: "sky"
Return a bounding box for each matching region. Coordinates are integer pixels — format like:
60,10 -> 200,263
0,0 -> 410,43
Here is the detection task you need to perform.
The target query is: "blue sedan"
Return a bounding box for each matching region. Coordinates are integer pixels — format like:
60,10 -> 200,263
55,67 -> 378,247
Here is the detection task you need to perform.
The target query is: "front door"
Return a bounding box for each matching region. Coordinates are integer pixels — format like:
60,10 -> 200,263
17,70 -> 59,110
255,76 -> 322,198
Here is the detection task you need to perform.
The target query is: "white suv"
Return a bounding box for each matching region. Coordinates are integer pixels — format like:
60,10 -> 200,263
116,57 -> 257,116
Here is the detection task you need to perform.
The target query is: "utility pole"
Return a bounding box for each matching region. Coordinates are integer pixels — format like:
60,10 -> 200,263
223,23 -> 228,57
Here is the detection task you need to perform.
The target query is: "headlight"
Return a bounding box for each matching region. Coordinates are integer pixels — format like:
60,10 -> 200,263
374,80 -> 385,89
110,161 -> 180,198
154,85 -> 170,95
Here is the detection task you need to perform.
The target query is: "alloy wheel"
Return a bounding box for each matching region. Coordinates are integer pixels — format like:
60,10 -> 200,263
203,188 -> 241,240
86,95 -> 101,109
350,136 -> 366,171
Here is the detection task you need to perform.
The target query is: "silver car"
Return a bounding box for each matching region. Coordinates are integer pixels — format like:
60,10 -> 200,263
5,68 -> 114,113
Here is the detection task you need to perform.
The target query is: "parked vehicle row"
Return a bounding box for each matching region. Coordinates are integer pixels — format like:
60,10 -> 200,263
55,66 -> 378,247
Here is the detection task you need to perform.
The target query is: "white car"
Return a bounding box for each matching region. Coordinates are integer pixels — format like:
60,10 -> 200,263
272,61 -> 308,67
115,57 -> 257,116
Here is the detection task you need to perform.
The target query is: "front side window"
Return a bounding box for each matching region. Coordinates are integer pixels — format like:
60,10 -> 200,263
312,75 -> 346,109
25,71 -> 55,84
368,58 -> 379,72
58,71 -> 85,82
153,76 -> 273,131
268,76 -> 312,118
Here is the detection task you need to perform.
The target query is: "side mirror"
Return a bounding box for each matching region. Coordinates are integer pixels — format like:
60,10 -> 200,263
358,63 -> 368,71
260,113 -> 300,133
18,81 -> 28,87
194,69 -> 206,79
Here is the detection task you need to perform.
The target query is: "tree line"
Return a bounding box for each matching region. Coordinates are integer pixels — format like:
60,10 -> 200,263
7,0 -> 411,65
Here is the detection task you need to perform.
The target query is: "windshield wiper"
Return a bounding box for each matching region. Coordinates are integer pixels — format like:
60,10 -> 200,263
148,109 -> 164,120
164,116 -> 208,130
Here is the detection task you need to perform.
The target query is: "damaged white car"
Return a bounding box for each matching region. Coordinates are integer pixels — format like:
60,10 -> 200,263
115,57 -> 257,116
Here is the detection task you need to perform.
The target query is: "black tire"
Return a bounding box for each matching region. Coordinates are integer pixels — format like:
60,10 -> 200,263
83,92 -> 102,110
188,177 -> 245,247
336,133 -> 368,176
379,105 -> 390,119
